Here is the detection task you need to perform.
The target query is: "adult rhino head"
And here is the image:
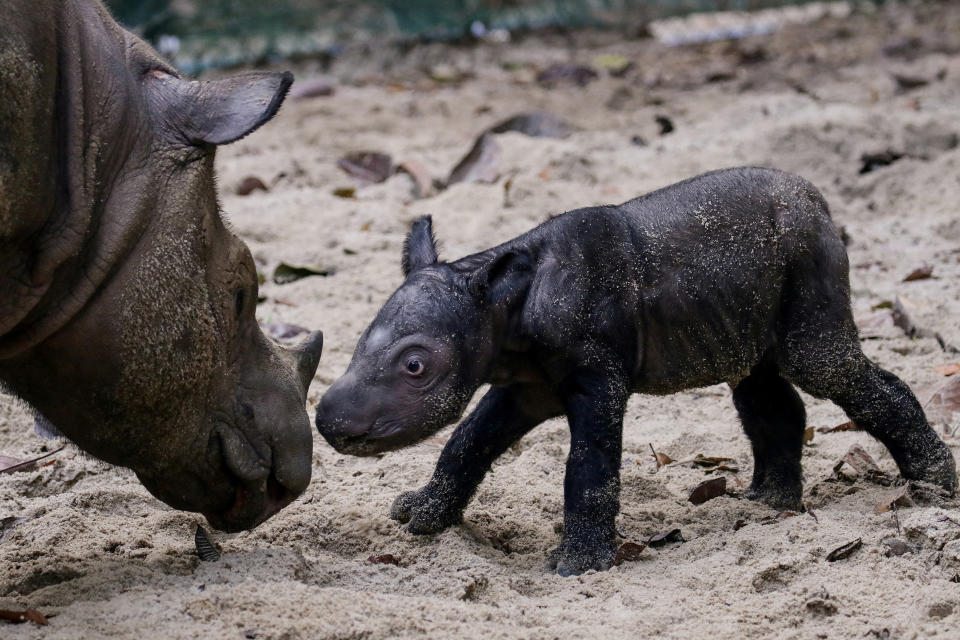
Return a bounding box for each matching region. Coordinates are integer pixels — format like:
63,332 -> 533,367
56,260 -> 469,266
0,0 -> 322,531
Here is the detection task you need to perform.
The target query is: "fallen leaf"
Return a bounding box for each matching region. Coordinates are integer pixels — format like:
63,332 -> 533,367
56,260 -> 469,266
613,542 -> 646,565
262,322 -> 310,343
536,63 -> 598,88
0,446 -> 65,475
332,187 -> 356,199
803,426 -> 815,445
923,375 -> 960,426
654,452 -> 673,467
195,525 -> 221,562
733,519 -> 748,531
592,53 -> 633,76
688,477 -> 727,505
875,485 -> 913,514
655,115 -> 675,135
691,455 -> 735,467
273,263 -> 335,285
856,309 -> 897,339
368,554 -> 400,566
903,265 -> 933,282
236,176 -> 267,196
826,537 -> 862,562
397,160 -> 436,199
290,77 -> 336,99
488,112 -> 576,139
446,133 -> 500,186
0,609 -> 48,626
893,73 -> 929,92
817,421 -> 859,434
646,529 -> 684,547
859,150 -> 904,174
833,445 -> 890,485
0,516 -> 27,544
703,464 -> 740,473
934,363 -> 960,376
337,151 -> 394,183
761,511 -> 799,525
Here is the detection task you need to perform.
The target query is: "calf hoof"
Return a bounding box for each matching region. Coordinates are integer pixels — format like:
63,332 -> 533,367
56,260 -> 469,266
901,445 -> 957,496
547,541 -> 616,577
744,484 -> 803,512
390,487 -> 462,535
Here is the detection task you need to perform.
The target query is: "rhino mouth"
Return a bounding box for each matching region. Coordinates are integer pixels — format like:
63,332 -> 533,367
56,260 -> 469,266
202,472 -> 295,533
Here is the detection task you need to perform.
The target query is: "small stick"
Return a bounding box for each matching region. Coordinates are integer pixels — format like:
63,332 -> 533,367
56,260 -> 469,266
892,503 -> 902,536
0,446 -> 65,475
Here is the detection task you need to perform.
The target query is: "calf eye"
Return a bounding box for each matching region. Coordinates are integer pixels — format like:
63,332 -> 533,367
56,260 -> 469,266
405,357 -> 424,376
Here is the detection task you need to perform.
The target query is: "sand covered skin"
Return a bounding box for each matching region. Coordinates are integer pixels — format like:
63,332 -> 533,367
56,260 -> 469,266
3,2 -> 960,637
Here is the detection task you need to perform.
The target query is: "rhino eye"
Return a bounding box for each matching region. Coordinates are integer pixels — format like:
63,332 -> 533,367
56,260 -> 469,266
405,357 -> 424,376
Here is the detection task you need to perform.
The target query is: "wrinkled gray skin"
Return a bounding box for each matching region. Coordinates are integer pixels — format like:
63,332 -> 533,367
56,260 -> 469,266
0,0 -> 323,532
317,167 -> 957,574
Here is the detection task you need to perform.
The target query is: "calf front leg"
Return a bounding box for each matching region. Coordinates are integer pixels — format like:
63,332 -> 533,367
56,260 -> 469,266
549,371 -> 627,576
391,383 -> 561,534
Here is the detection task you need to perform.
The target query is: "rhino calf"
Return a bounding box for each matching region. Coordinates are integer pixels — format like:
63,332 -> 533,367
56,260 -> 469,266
316,167 -> 957,575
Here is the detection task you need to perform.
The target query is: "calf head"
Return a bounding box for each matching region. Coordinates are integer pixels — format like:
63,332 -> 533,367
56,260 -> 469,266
2,13 -> 322,532
316,216 -> 530,455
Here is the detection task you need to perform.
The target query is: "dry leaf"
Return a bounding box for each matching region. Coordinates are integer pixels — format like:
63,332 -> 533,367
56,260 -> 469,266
691,455 -> 735,467
262,322 -> 310,343
874,485 -> 913,514
613,542 -> 646,565
0,609 -> 48,626
688,477 -> 727,505
236,176 -> 267,196
332,187 -> 356,199
397,160 -> 436,199
826,538 -> 862,562
272,263 -> 335,285
646,529 -> 684,547
368,554 -> 401,566
0,446 -> 65,475
536,63 -> 598,88
733,519 -> 748,531
903,265 -> 933,282
654,452 -> 673,467
337,151 -> 394,183
803,427 -> 815,445
816,421 -> 859,434
855,309 -> 897,339
761,511 -> 799,525
488,112 -> 576,139
922,375 -> 960,427
290,77 -> 335,99
934,363 -> 960,376
446,133 -> 500,186
833,445 -> 890,485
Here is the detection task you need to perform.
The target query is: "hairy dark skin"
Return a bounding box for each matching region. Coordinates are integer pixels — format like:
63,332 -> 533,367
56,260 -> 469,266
0,0 -> 323,532
316,167 -> 957,575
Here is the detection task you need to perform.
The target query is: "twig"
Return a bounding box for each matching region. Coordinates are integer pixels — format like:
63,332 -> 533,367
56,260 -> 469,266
0,446 -> 65,475
892,503 -> 902,536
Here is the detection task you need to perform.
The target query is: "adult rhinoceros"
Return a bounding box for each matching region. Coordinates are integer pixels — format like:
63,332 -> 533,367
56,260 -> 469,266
0,0 -> 323,531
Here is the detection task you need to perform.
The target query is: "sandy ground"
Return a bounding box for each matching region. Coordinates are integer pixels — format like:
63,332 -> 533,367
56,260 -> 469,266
4,2 -> 960,638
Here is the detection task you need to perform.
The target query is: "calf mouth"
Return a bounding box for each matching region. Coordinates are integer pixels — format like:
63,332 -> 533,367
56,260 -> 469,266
319,419 -> 432,456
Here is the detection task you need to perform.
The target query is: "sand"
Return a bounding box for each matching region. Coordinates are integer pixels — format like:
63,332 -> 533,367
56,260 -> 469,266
3,2 -> 960,638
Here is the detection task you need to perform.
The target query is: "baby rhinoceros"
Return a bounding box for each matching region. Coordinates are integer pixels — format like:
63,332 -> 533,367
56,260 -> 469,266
316,167 -> 957,576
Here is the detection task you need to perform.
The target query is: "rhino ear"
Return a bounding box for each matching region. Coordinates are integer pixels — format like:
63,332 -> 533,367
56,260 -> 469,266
468,250 -> 532,308
146,70 -> 293,146
402,216 -> 439,276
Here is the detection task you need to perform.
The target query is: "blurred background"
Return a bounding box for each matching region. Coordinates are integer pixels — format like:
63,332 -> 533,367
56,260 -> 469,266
104,0 -> 852,73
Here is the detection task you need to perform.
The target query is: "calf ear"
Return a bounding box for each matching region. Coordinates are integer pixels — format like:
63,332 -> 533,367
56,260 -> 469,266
468,250 -> 532,309
402,216 -> 439,276
146,70 -> 293,146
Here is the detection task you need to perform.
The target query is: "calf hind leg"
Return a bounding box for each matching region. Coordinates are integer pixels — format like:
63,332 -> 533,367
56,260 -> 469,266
790,350 -> 957,493
732,358 -> 807,511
